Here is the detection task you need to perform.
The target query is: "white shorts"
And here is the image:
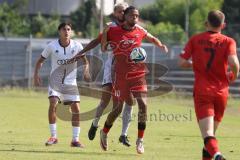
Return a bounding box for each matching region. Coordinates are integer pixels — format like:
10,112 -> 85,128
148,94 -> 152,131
102,56 -> 113,85
48,86 -> 80,102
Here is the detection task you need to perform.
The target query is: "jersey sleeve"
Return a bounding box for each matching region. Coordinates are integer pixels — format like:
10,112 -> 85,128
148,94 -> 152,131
41,44 -> 52,59
76,41 -> 84,56
179,38 -> 193,60
226,38 -> 237,56
137,25 -> 148,38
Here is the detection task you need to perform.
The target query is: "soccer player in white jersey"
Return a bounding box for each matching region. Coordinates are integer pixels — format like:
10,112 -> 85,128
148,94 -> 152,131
73,2 -> 133,147
34,22 -> 90,147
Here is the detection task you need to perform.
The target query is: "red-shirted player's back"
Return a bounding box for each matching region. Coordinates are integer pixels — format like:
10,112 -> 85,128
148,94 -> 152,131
190,31 -> 236,96
107,25 -> 148,77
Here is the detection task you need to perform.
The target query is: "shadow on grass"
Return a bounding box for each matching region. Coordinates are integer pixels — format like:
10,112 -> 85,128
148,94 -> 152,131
0,148 -> 137,157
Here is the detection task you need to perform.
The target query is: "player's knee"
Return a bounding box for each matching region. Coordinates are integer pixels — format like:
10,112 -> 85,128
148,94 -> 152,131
125,97 -> 134,106
71,103 -> 80,113
100,99 -> 110,108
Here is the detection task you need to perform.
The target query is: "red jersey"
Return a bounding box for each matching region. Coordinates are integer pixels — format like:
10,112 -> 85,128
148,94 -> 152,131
180,31 -> 237,96
107,24 -> 148,77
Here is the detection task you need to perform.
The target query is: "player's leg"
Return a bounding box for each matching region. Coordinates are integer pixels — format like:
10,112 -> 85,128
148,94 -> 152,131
133,92 -> 147,154
100,98 -> 124,151
45,96 -> 59,146
119,94 -> 134,147
195,95 -> 226,160
100,77 -> 127,151
89,56 -> 113,140
70,101 -> 84,148
88,84 -> 112,140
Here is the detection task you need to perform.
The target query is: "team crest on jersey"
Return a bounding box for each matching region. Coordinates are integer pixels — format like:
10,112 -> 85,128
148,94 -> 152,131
135,34 -> 140,38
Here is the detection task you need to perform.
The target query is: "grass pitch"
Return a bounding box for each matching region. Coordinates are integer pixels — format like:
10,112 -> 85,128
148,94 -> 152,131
0,88 -> 239,160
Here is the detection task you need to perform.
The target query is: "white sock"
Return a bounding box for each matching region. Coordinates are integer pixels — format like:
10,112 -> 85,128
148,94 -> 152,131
49,123 -> 57,138
92,118 -> 100,127
72,127 -> 80,142
121,103 -> 133,136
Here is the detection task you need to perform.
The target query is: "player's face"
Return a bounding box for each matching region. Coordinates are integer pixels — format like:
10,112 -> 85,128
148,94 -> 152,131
114,6 -> 125,22
59,25 -> 72,40
125,9 -> 139,27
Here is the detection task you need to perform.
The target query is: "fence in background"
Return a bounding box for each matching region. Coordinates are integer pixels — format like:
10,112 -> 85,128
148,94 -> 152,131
0,37 -> 239,96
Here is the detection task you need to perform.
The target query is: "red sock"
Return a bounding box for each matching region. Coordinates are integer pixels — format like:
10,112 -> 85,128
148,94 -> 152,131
204,137 -> 219,157
103,122 -> 112,134
138,130 -> 144,139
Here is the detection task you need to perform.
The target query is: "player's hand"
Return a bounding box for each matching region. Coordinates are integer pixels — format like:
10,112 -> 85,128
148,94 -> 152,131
160,45 -> 168,53
83,70 -> 91,82
227,71 -> 234,83
34,74 -> 41,86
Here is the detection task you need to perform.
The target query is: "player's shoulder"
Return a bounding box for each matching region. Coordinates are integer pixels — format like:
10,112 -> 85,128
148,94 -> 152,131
71,39 -> 83,50
46,39 -> 58,49
220,34 -> 236,43
106,21 -> 118,27
71,39 -> 82,46
135,24 -> 147,32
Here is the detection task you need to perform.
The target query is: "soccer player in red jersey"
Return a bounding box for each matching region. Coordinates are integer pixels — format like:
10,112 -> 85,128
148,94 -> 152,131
73,3 -> 134,146
179,10 -> 239,160
99,6 -> 168,154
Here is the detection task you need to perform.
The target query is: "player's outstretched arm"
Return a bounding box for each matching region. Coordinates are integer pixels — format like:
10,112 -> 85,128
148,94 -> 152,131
34,56 -> 45,86
73,38 -> 100,61
81,55 -> 91,82
101,26 -> 110,52
227,55 -> 239,82
178,57 -> 192,69
145,33 -> 168,53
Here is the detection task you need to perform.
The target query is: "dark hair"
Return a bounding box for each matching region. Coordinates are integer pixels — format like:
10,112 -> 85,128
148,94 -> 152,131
58,22 -> 72,31
124,6 -> 137,16
207,10 -> 225,28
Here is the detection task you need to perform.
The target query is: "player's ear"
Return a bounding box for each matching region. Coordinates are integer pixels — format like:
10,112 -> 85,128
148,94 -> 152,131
221,23 -> 226,30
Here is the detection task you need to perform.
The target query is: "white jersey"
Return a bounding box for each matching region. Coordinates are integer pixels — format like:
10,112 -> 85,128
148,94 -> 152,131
41,39 -> 83,85
102,21 -> 118,85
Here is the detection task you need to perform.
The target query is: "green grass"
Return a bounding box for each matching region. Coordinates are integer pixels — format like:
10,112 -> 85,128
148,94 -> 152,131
0,88 -> 240,160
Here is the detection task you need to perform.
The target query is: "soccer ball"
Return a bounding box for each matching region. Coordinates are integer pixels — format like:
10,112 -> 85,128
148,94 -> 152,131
130,47 -> 147,63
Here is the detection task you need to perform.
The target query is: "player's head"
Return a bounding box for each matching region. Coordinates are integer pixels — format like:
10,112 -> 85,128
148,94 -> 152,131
113,2 -> 129,22
58,22 -> 72,39
124,6 -> 139,27
206,10 -> 225,29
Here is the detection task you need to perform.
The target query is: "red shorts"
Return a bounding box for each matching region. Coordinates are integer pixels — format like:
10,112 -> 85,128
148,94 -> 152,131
194,94 -> 228,122
113,74 -> 147,101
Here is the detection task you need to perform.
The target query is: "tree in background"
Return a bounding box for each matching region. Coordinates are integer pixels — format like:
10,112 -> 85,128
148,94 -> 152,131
30,13 -> 60,38
222,0 -> 240,45
70,0 -> 100,38
0,1 -> 30,37
140,0 -> 223,44
189,0 -> 223,35
146,22 -> 186,45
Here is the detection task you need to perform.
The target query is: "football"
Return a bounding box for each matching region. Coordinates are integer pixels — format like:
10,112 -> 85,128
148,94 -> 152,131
130,47 -> 147,63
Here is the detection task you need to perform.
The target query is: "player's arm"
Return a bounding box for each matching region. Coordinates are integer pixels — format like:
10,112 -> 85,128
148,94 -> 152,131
145,33 -> 168,53
227,55 -> 239,82
80,55 -> 91,82
73,38 -> 100,61
34,56 -> 45,86
178,57 -> 193,68
101,26 -> 110,52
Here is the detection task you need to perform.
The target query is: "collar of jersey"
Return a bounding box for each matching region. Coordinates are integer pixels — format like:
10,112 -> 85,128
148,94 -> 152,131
58,39 -> 71,48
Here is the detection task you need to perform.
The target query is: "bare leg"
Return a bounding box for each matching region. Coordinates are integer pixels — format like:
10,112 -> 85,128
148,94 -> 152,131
93,84 -> 112,126
48,97 -> 59,124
